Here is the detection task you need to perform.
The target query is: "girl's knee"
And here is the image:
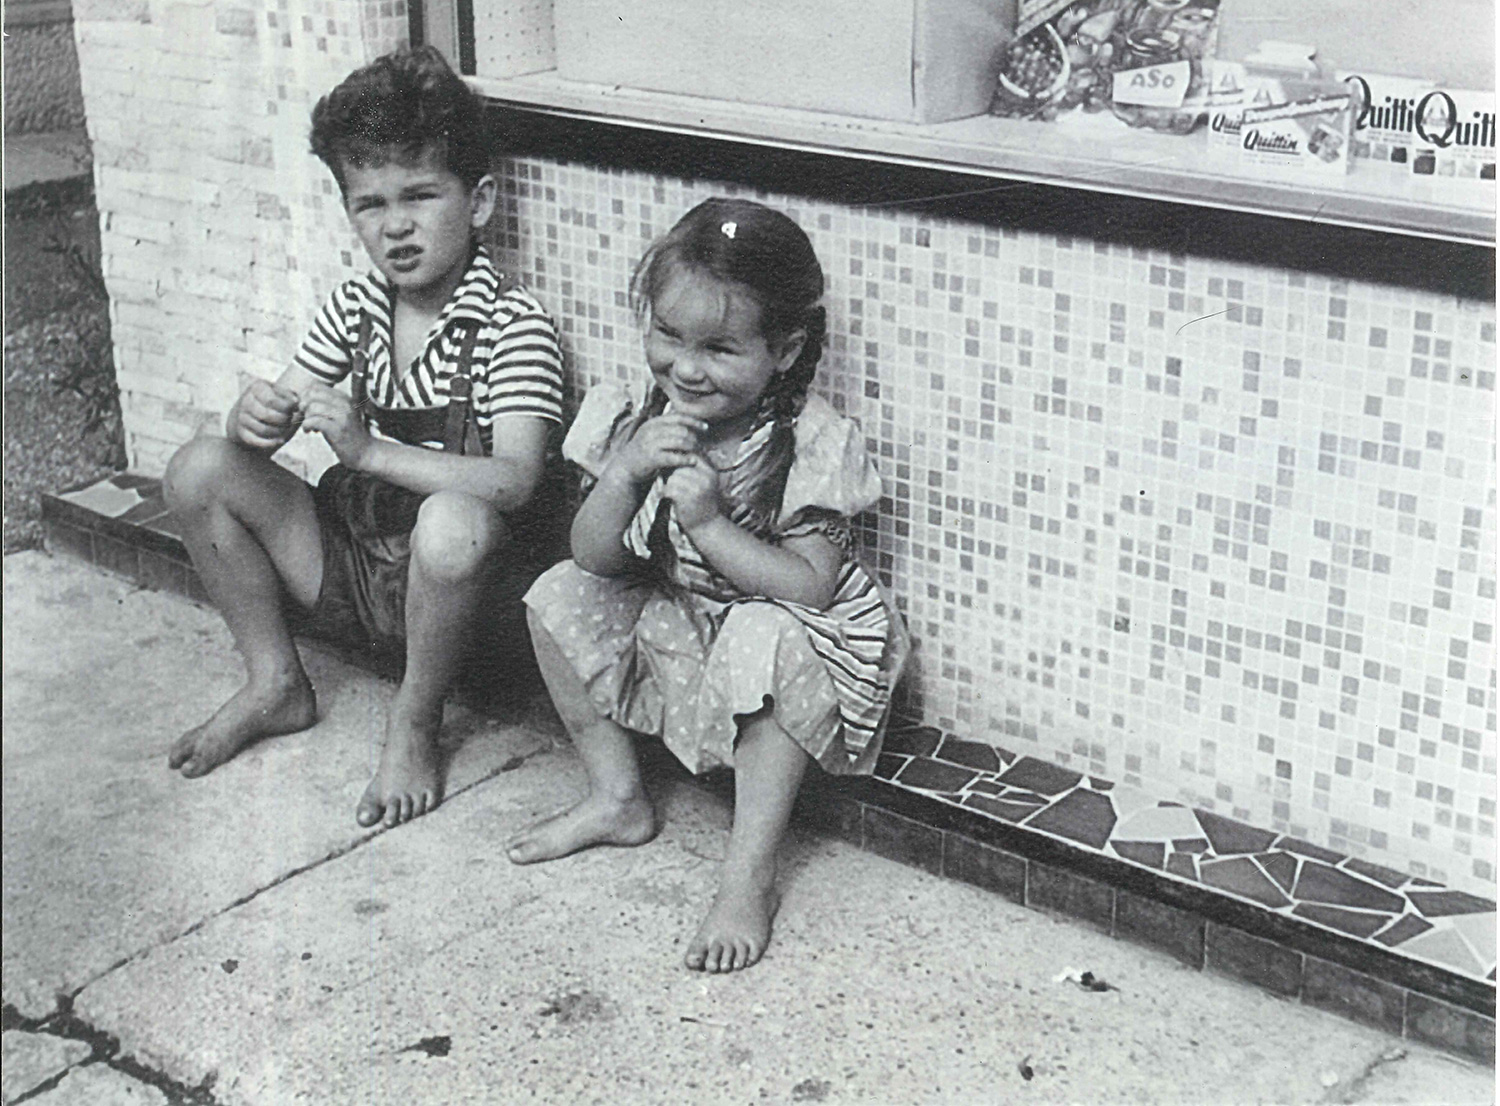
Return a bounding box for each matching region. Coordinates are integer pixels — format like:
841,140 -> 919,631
411,491 -> 506,582
163,436 -> 238,510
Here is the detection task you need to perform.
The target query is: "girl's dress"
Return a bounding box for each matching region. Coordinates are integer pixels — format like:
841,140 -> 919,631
524,381 -> 908,776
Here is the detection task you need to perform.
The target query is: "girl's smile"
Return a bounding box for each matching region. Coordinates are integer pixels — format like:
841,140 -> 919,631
645,269 -> 803,445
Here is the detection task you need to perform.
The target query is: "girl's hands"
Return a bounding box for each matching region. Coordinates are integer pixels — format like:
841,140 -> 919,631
664,455 -> 723,532
232,379 -> 303,450
609,412 -> 708,486
300,382 -> 374,469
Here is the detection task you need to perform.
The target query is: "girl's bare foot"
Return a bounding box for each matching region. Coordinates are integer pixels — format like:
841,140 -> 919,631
356,702 -> 445,828
506,793 -> 657,864
169,676 -> 317,778
686,866 -> 780,973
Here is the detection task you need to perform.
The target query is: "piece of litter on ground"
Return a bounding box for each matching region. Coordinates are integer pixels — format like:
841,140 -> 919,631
1017,1056 -> 1034,1081
1054,966 -> 1115,992
1319,1071 -> 1339,1088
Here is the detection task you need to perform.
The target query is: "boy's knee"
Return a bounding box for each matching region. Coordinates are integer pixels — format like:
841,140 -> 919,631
411,491 -> 507,582
163,436 -> 238,510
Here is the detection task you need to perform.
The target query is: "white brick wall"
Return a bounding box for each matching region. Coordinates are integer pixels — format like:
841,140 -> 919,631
74,0 -> 407,479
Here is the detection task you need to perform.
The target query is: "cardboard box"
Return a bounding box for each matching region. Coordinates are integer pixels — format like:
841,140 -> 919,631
555,0 -> 1014,124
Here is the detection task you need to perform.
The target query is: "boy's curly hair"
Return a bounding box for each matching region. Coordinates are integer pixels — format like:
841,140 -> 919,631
309,45 -> 491,192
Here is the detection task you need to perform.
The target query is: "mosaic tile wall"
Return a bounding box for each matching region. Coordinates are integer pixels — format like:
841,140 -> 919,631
71,0 -> 1497,898
483,160 -> 1498,898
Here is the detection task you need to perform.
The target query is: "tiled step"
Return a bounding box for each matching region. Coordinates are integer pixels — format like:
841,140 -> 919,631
41,473 -> 1497,1064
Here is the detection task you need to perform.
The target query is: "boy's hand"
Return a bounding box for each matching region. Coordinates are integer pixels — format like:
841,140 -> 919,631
232,379 -> 303,449
664,455 -> 723,532
300,382 -> 374,469
610,412 -> 707,486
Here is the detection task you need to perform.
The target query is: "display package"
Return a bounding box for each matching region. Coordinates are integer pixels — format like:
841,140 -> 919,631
1339,71 -> 1434,168
1208,46 -> 1355,176
1405,88 -> 1497,180
991,0 -> 1223,133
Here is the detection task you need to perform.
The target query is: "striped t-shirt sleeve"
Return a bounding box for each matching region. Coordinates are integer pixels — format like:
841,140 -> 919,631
476,290 -> 565,428
291,281 -> 359,384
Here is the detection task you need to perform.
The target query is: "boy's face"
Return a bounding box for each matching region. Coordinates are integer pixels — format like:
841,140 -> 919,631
341,145 -> 496,307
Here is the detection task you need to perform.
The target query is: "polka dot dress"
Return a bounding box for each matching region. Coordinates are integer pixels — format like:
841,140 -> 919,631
523,384 -> 907,776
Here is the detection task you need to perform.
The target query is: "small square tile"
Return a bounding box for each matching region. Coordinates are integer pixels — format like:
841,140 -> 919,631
1027,862 -> 1114,933
863,807 -> 942,875
1115,890 -> 1205,968
44,522 -> 94,564
1302,957 -> 1405,1035
1206,924 -> 1303,998
138,550 -> 190,597
1404,992 -> 1496,1063
795,786 -> 862,847
92,534 -> 140,582
942,834 -> 1025,904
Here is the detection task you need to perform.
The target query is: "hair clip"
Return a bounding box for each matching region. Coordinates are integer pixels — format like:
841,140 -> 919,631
720,221 -> 737,239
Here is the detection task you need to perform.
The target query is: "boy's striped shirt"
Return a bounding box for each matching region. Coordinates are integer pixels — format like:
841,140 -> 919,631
293,246 -> 564,454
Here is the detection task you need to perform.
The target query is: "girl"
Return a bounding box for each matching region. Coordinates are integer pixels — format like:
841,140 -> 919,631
512,198 -> 907,973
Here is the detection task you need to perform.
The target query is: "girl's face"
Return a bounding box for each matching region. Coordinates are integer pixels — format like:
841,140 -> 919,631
644,268 -> 803,444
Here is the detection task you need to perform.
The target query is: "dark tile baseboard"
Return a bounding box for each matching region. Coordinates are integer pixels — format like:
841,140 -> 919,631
40,476 -> 1497,1065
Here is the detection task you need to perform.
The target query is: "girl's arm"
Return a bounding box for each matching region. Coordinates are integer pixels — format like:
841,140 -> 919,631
570,411 -> 708,576
667,457 -> 843,609
570,465 -> 649,576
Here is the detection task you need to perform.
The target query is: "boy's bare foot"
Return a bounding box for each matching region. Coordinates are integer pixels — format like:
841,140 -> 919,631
356,704 -> 445,828
685,867 -> 780,973
506,793 -> 656,864
169,677 -> 317,778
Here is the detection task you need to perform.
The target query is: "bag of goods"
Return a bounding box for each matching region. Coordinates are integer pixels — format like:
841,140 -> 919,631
990,0 -> 1222,132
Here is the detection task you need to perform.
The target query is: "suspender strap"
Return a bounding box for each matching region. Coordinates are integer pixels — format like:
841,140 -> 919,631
442,322 -> 483,455
351,311 -> 374,423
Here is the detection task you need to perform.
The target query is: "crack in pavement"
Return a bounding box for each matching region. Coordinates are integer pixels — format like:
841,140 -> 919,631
3,999 -> 222,1105
1321,1043 -> 1409,1104
4,738 -> 559,1094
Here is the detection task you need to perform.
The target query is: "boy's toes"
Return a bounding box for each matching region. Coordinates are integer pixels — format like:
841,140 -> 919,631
167,730 -> 199,770
355,788 -> 386,828
384,796 -> 407,828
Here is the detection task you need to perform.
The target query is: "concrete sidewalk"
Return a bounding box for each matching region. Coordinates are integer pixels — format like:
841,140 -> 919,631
2,550 -> 1493,1105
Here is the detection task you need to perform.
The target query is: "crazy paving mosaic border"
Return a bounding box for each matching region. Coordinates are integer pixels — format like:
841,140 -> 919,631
872,725 -> 1495,989
39,475 -> 1497,1010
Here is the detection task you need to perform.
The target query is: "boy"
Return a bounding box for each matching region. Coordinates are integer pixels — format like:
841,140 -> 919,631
163,46 -> 565,828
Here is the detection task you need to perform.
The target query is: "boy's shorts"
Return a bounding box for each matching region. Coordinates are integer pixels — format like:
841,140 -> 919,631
290,465 -> 548,672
